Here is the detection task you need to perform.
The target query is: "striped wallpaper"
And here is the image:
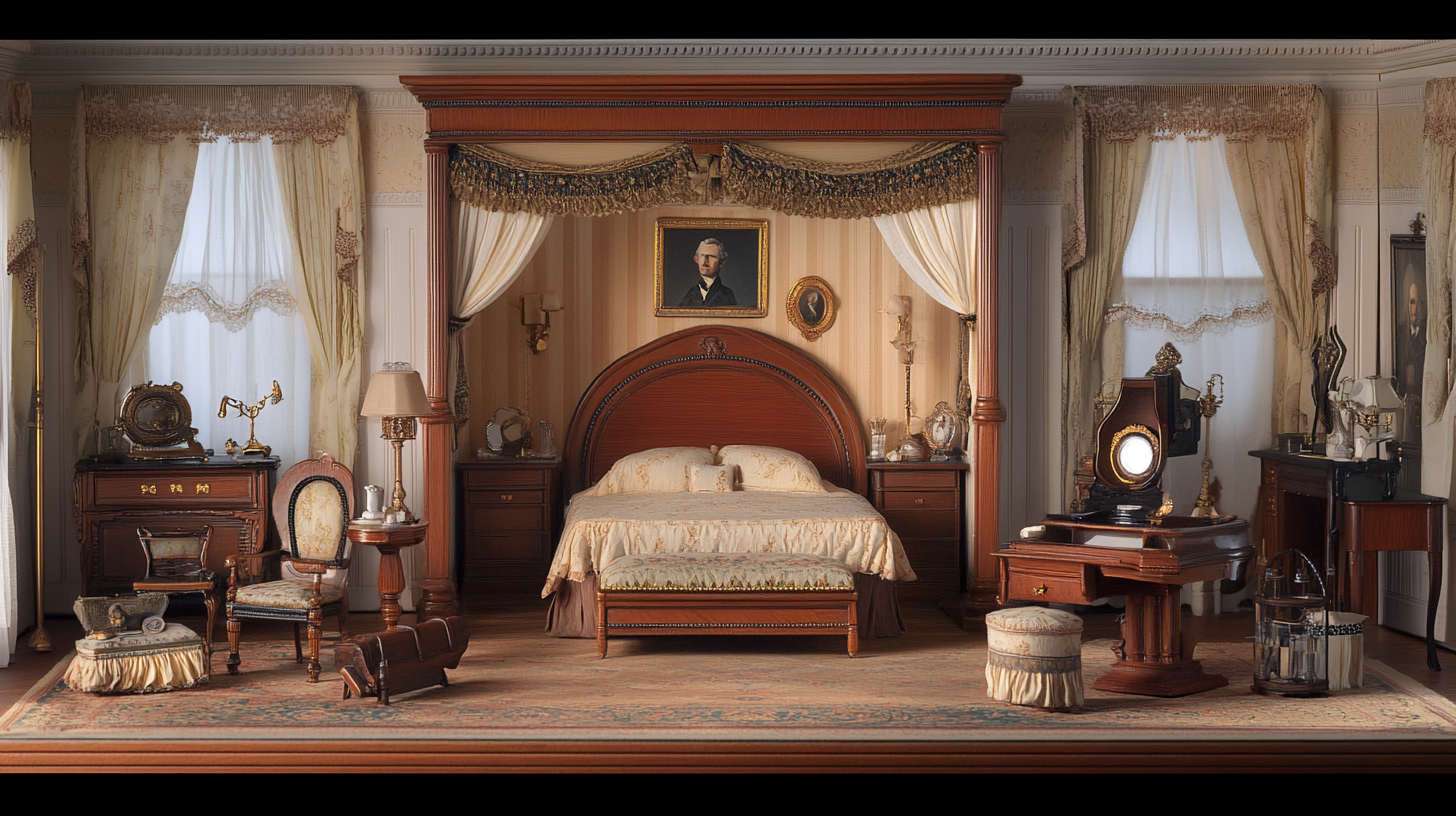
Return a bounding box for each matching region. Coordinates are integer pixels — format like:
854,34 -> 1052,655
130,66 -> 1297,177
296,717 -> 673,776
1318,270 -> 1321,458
458,205 -> 967,462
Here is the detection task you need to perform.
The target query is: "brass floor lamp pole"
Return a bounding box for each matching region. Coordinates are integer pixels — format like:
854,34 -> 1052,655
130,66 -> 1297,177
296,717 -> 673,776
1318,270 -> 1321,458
27,245 -> 50,652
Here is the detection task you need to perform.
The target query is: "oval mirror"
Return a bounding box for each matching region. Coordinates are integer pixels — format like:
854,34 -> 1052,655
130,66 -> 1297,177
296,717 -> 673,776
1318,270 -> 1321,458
1116,433 -> 1155,478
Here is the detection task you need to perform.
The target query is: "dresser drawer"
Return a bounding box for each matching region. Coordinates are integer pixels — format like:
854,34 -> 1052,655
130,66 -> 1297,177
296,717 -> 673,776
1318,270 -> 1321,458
999,556 -> 1096,604
879,508 -> 959,541
463,467 -> 548,488
879,491 -> 958,511
876,469 -> 959,490
89,472 -> 257,507
466,488 -> 545,506
465,505 -> 545,534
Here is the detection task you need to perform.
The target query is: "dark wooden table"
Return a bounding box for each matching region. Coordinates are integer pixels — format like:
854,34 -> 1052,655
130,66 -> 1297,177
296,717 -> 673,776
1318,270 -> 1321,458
347,520 -> 429,630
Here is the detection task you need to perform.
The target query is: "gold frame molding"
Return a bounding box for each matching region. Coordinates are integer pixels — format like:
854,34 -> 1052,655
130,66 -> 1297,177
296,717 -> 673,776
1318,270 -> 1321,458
653,217 -> 769,318
786,276 -> 837,342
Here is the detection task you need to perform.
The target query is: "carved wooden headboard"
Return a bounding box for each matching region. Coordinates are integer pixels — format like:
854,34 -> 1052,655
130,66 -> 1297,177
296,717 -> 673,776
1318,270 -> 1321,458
561,326 -> 867,497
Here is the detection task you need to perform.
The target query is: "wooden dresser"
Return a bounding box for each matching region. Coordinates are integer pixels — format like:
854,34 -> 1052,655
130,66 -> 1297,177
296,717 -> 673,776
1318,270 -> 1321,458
456,458 -> 561,598
74,457 -> 279,597
867,460 -> 968,603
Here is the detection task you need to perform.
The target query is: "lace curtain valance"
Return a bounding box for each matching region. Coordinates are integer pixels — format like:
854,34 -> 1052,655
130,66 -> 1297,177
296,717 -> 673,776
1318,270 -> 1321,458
1076,84 -> 1318,143
83,85 -> 351,145
448,140 -> 979,219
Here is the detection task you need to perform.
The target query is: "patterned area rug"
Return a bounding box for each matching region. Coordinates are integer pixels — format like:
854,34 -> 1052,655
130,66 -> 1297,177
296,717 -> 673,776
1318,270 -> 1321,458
5,607 -> 1455,742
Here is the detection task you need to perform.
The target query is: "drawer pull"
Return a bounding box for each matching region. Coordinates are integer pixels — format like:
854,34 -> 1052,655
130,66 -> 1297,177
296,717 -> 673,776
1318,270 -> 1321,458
1033,584 -> 1048,596
140,484 -> 156,495
914,498 -> 925,506
500,494 -> 513,502
196,483 -> 211,494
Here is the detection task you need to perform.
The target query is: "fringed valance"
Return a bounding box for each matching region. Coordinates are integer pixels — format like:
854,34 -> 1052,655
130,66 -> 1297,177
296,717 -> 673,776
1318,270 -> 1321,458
450,143 -> 700,217
84,85 -> 352,145
1,82 -> 31,145
1077,85 -> 1317,143
723,141 -> 977,219
1424,78 -> 1456,146
450,140 -> 979,218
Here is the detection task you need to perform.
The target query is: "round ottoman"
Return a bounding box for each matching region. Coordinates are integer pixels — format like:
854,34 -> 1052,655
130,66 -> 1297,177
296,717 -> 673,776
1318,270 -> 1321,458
985,606 -> 1084,709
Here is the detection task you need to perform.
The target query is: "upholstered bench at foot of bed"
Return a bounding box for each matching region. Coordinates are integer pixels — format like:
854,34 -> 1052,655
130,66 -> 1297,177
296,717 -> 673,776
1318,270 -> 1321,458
595,552 -> 859,658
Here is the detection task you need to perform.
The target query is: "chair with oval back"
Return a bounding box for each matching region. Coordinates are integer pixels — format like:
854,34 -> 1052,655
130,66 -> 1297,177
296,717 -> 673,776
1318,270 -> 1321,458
225,454 -> 354,682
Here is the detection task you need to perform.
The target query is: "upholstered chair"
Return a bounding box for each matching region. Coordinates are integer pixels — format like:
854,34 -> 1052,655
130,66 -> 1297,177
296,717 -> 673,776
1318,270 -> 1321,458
226,454 -> 354,682
134,526 -> 219,648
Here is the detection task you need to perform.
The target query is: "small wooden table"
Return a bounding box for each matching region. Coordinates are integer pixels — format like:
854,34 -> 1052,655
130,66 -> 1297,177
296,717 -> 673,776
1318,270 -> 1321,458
347,520 -> 429,630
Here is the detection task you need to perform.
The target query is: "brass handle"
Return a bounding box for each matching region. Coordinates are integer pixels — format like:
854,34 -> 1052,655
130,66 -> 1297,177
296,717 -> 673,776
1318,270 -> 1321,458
500,494 -> 513,502
914,498 -> 925,506
140,484 -> 157,495
1033,584 -> 1048,596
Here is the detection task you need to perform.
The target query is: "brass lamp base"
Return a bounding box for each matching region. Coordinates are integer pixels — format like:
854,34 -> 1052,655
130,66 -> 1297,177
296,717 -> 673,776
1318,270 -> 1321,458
380,415 -> 417,524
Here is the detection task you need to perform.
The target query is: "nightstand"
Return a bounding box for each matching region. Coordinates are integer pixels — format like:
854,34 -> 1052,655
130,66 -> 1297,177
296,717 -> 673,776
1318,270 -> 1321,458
866,460 -> 968,603
456,458 -> 561,599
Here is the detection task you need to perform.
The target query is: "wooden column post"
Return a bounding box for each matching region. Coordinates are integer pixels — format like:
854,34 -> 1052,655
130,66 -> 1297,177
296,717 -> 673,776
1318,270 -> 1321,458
419,142 -> 458,619
970,140 -> 1007,605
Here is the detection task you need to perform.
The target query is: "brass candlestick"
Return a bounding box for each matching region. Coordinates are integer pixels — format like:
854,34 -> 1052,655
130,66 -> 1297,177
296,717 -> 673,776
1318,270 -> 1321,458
218,381 -> 283,456
1192,373 -> 1224,519
380,416 -> 418,523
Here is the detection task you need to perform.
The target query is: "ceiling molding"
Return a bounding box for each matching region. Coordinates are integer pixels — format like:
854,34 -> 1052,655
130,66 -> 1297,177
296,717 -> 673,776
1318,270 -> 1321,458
10,40 -> 1456,85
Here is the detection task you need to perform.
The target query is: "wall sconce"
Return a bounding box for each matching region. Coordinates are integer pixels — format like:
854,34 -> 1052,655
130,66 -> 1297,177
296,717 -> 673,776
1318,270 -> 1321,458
522,293 -> 563,354
885,295 -> 924,460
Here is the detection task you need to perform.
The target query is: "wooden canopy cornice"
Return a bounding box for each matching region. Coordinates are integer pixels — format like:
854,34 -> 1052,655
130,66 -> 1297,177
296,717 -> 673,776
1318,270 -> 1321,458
399,74 -> 1020,141
402,73 -> 1019,618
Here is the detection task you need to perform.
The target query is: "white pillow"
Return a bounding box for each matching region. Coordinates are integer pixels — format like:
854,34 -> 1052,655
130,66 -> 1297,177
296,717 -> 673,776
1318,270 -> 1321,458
688,463 -> 737,493
716,445 -> 828,493
590,447 -> 717,495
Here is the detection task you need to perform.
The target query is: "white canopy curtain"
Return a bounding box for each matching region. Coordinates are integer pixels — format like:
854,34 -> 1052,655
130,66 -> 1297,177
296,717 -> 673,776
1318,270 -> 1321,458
128,135 -> 311,471
70,86 -> 360,466
1112,134 -> 1273,523
0,81 -> 32,668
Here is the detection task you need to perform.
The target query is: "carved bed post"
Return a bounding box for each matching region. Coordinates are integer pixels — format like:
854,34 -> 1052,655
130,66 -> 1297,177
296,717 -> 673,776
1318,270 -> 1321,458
419,141 -> 457,619
970,139 -> 1007,607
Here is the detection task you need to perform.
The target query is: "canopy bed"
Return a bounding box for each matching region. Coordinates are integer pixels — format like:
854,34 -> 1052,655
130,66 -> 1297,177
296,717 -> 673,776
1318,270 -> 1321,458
400,74 -> 1019,618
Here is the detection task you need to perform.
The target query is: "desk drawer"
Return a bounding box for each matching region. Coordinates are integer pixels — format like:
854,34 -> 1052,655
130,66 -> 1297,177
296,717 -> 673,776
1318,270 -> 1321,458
90,472 -> 256,507
1000,556 -> 1096,605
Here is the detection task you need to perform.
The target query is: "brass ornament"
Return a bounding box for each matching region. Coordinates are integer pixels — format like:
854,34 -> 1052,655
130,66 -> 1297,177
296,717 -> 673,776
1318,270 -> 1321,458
217,380 -> 284,457
119,381 -> 206,460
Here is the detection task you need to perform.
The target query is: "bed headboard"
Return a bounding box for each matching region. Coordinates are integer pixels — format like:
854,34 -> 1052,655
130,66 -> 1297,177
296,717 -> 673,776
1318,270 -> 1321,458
562,326 -> 868,497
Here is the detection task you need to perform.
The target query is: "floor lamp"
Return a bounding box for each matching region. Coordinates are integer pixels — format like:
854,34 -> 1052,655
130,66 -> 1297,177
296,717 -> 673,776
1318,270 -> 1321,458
27,245 -> 50,652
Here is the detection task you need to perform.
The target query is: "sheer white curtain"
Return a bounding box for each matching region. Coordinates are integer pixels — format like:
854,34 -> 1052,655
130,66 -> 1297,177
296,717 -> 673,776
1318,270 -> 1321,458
0,115 -> 20,666
129,136 -> 311,471
1112,134 -> 1274,523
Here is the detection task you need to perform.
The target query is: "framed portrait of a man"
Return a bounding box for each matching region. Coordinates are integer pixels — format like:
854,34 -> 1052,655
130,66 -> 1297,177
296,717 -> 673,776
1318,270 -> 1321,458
654,217 -> 768,318
786,276 -> 837,341
1391,234 -> 1426,446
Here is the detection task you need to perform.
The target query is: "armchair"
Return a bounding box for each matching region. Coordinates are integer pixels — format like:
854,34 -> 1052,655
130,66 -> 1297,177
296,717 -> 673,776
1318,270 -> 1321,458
226,454 -> 354,682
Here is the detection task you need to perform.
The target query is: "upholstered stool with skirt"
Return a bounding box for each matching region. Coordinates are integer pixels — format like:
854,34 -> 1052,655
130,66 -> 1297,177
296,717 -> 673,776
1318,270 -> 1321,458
1313,611 -> 1368,690
985,606 -> 1084,709
64,623 -> 209,694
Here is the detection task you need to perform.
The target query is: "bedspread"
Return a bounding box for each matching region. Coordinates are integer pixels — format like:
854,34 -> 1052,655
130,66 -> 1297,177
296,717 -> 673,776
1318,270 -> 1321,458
542,485 -> 917,597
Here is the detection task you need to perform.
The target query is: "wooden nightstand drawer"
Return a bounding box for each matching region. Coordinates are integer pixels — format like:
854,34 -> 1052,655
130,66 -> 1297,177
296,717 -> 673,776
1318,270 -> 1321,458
465,505 -> 545,533
999,556 -> 1096,604
466,489 -> 545,506
880,491 -> 958,510
464,467 -> 549,488
877,469 -> 959,490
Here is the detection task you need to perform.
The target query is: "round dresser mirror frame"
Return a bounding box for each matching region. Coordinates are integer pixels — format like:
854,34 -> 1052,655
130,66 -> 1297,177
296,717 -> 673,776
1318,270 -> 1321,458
119,382 -> 198,449
1109,424 -> 1159,488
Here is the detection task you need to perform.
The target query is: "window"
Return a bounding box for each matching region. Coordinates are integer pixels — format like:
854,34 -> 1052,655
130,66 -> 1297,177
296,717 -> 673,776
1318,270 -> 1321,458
129,136 -> 311,470
1112,134 -> 1273,524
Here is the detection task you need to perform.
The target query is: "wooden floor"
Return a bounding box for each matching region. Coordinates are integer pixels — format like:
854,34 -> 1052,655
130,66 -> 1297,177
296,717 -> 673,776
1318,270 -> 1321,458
2,598 -> 1454,772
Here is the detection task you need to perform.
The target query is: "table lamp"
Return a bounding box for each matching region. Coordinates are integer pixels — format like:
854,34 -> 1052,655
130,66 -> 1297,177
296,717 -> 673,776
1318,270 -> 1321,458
360,362 -> 433,524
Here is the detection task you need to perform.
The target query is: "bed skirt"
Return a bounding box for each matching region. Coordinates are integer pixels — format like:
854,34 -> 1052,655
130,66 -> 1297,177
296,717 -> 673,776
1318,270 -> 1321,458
546,572 -> 905,638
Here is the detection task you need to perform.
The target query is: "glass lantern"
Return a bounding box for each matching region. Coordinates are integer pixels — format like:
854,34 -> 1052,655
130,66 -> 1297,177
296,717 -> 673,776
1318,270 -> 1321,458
1253,550 -> 1329,697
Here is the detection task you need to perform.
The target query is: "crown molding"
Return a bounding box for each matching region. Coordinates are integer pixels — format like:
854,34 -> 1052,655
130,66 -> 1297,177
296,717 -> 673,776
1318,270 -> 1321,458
9,40 -> 1456,85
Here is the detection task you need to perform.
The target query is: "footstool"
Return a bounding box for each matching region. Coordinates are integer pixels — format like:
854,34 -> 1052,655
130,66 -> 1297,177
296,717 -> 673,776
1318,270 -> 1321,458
1313,611 -> 1368,690
985,606 -> 1084,709
596,552 -> 859,658
63,623 -> 209,694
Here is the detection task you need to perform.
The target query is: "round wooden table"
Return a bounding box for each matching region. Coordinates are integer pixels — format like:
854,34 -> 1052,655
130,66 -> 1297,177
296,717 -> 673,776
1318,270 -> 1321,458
346,519 -> 429,630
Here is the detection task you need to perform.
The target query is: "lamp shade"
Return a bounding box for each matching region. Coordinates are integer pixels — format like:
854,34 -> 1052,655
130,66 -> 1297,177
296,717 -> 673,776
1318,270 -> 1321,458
1348,375 -> 1401,412
360,366 -> 432,418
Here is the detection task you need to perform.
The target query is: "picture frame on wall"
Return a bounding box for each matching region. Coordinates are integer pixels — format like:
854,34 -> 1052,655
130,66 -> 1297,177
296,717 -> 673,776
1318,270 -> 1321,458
786,276 -> 837,341
654,217 -> 768,318
1391,233 -> 1426,447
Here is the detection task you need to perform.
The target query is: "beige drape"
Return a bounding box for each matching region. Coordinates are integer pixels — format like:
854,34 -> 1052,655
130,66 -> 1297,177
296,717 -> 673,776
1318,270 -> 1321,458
274,93 -> 365,469
71,93 -> 198,455
3,82 -> 34,455
1422,79 -> 1456,428
873,201 -> 979,414
1060,131 -> 1152,505
448,201 -> 554,439
1226,92 -> 1332,437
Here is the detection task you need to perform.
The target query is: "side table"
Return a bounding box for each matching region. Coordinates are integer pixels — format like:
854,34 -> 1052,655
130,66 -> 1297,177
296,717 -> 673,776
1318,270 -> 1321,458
347,520 -> 429,630
866,460 -> 968,603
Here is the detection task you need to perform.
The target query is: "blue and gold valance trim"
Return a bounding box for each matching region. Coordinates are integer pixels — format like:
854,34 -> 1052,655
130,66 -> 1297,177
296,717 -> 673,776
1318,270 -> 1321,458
722,140 -> 978,219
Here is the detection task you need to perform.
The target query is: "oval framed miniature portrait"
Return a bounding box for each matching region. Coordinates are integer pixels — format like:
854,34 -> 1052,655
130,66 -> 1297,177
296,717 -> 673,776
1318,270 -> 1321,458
786,276 -> 837,341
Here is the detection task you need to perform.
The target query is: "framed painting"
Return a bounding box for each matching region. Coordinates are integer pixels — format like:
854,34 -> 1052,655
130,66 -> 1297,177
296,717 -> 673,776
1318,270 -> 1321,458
1391,234 -> 1426,446
654,217 -> 768,318
786,276 -> 837,341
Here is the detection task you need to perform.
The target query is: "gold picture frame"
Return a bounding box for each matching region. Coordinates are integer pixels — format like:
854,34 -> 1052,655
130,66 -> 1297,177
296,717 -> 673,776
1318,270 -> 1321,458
786,276 -> 837,341
654,217 -> 768,318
